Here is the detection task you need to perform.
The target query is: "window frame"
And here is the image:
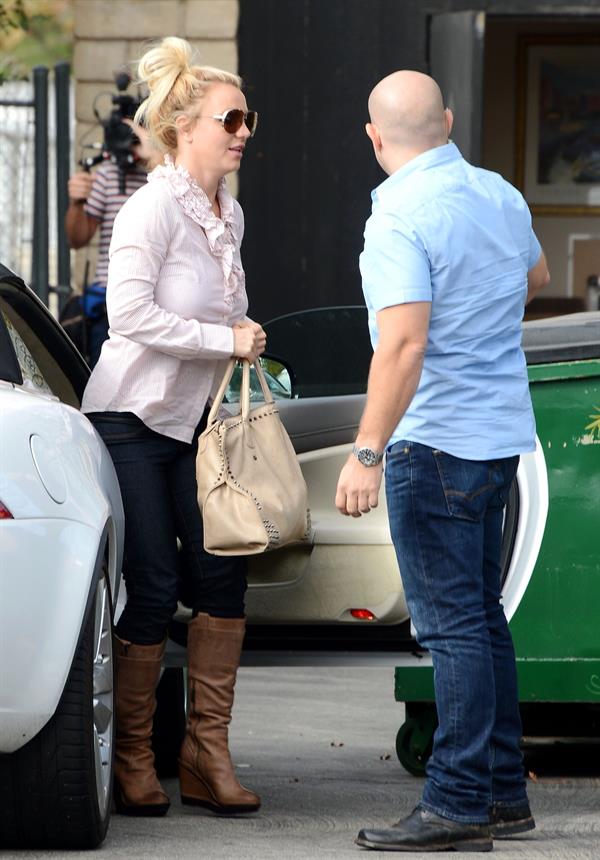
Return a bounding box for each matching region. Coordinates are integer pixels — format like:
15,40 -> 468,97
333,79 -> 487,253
0,268 -> 89,404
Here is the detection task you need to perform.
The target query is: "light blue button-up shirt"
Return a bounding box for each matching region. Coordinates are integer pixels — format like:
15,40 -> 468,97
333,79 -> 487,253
360,142 -> 540,460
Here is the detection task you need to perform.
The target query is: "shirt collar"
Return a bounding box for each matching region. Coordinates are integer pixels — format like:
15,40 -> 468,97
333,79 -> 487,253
149,154 -> 235,228
372,141 -> 462,203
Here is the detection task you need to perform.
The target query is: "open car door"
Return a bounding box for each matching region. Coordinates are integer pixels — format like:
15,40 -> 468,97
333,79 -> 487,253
242,307 -> 549,656
244,307 -> 409,630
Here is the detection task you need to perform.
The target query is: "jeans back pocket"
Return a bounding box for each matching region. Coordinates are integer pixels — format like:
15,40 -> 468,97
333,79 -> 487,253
433,449 -> 500,522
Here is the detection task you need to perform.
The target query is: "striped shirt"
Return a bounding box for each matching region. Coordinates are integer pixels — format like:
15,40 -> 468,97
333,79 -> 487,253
84,161 -> 148,287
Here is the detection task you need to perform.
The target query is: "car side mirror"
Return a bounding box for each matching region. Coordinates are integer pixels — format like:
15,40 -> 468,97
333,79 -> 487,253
225,355 -> 295,403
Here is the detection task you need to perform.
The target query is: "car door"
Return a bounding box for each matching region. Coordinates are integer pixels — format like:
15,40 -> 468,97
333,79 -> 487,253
243,306 -> 549,649
244,307 -> 410,630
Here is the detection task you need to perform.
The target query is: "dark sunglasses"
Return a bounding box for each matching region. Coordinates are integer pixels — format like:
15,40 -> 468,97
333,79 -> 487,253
208,108 -> 258,137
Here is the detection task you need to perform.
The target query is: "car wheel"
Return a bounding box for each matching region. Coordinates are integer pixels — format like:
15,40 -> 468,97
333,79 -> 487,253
0,567 -> 114,849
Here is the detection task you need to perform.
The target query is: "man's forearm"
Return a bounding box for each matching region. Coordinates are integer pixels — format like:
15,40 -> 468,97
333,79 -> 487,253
65,202 -> 98,249
355,343 -> 425,451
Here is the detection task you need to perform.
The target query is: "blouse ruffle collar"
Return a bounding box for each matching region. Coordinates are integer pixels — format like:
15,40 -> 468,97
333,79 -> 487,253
148,154 -> 244,307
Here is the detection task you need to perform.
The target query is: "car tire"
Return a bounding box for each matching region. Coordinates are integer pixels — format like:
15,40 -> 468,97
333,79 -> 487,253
0,568 -> 114,849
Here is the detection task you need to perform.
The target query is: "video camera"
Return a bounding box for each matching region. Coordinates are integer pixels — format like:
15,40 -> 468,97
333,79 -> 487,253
81,71 -> 143,193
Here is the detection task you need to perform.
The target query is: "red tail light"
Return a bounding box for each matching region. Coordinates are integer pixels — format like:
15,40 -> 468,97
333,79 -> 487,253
0,500 -> 13,519
350,608 -> 376,621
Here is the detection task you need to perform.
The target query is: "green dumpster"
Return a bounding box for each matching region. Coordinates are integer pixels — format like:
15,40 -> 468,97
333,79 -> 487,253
394,311 -> 600,775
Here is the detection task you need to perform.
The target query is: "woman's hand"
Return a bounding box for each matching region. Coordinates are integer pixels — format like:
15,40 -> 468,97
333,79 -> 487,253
232,321 -> 267,364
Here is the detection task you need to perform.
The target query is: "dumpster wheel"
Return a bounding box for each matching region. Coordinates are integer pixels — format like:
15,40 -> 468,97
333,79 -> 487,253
395,704 -> 437,777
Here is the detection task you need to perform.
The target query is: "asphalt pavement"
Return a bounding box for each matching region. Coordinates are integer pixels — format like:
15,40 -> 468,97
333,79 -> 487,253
8,666 -> 600,859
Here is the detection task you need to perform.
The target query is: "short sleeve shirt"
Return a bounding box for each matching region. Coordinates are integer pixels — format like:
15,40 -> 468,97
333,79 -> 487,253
359,142 -> 541,460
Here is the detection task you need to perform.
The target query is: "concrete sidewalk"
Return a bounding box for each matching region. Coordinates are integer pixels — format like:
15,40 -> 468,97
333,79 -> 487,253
11,667 -> 600,859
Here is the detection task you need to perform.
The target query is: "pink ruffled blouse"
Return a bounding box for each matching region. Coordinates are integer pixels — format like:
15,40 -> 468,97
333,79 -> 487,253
81,156 -> 249,443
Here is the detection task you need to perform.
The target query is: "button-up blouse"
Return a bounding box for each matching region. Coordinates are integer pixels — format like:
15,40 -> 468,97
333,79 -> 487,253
81,156 -> 248,442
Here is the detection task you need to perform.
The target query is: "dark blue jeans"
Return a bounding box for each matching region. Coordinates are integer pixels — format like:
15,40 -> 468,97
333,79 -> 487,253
385,440 -> 527,824
89,411 -> 247,645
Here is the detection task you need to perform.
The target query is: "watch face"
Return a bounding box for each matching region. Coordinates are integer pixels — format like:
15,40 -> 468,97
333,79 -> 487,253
358,447 -> 378,466
353,445 -> 383,466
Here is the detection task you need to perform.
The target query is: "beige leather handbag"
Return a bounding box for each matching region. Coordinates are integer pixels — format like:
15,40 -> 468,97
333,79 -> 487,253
196,359 -> 310,556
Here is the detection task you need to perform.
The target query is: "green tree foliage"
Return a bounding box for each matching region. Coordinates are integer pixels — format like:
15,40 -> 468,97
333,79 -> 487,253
0,0 -> 73,83
0,0 -> 28,33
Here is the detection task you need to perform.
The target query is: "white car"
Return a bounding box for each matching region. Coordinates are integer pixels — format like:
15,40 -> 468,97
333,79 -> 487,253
0,265 -> 124,849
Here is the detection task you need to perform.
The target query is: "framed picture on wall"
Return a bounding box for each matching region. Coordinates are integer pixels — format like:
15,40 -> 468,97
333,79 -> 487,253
516,35 -> 600,216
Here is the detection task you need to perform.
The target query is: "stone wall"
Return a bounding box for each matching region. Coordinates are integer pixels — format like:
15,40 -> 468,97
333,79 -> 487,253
71,0 -> 239,285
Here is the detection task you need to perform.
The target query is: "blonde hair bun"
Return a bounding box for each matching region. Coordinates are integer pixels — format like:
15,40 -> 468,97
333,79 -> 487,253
137,37 -> 193,98
134,36 -> 242,153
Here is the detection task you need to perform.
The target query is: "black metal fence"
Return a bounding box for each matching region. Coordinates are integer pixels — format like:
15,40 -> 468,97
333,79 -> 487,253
0,62 -> 71,310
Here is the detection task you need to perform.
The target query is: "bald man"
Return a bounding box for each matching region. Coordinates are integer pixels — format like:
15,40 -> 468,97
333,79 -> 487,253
336,71 -> 549,852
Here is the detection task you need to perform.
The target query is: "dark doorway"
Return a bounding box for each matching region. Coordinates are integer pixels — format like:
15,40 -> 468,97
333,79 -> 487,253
430,11 -> 485,165
237,0 -> 411,321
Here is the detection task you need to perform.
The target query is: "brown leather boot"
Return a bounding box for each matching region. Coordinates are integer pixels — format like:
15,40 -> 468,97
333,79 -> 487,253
179,613 -> 261,814
113,637 -> 170,816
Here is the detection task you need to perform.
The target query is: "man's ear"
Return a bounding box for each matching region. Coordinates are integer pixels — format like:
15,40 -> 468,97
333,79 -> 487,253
444,108 -> 454,139
365,122 -> 382,152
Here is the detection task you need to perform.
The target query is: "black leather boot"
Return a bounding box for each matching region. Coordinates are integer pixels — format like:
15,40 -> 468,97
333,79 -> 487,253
356,806 -> 493,852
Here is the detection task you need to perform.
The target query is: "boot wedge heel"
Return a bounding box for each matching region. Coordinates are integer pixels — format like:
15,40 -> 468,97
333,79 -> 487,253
179,761 -> 260,814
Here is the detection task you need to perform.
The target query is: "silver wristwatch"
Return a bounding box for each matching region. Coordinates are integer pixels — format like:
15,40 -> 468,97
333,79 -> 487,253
352,445 -> 384,467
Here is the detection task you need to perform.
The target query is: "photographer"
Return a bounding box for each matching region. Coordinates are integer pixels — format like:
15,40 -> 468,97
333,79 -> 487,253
65,121 -> 153,366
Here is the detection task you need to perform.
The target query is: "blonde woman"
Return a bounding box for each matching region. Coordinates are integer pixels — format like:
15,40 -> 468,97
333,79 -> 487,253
82,37 -> 265,817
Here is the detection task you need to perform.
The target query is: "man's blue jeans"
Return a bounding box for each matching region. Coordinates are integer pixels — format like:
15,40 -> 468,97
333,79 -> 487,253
385,440 -> 527,824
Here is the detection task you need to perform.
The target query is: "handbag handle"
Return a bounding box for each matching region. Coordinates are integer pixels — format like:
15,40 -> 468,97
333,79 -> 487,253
206,357 -> 275,427
240,359 -> 274,421
206,358 -> 237,426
